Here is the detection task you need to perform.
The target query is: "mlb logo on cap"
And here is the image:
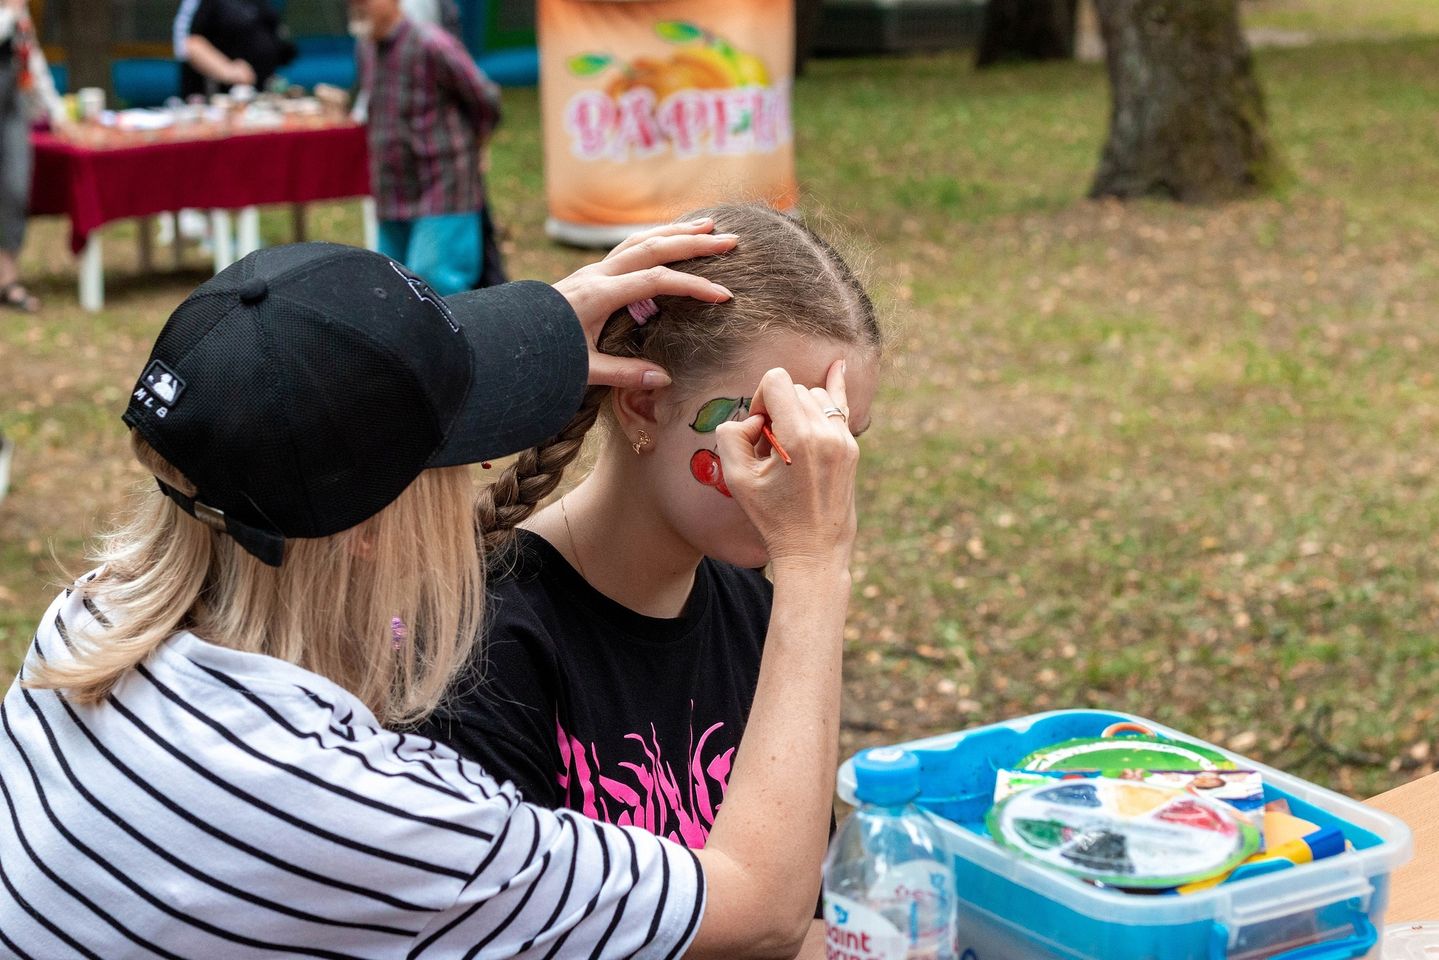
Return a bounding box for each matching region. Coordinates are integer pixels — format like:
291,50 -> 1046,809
132,361 -> 187,419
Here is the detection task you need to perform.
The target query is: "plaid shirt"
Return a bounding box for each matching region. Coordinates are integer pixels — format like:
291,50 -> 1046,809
358,19 -> 500,220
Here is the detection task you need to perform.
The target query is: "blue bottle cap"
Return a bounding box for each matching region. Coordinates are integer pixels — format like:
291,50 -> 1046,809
853,747 -> 922,805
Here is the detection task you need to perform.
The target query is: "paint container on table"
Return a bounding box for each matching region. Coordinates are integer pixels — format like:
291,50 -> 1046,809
837,711 -> 1413,960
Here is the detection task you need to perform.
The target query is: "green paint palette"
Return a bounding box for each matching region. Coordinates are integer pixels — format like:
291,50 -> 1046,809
1017,736 -> 1234,777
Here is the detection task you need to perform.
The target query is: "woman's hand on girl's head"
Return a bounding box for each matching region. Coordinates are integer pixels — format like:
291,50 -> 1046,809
714,359 -> 859,572
552,220 -> 737,390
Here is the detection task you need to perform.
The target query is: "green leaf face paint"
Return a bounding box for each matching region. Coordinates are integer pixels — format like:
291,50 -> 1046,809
689,396 -> 751,434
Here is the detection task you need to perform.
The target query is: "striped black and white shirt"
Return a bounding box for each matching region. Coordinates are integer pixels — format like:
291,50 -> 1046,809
0,577 -> 705,959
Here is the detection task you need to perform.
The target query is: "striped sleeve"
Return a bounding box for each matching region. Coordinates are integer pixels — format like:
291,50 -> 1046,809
412,807 -> 705,959
173,0 -> 203,60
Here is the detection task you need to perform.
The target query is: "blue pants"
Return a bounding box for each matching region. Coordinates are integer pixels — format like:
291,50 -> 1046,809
378,211 -> 482,296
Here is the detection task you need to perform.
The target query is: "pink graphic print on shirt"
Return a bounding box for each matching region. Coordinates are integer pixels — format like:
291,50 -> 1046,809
555,702 -> 734,848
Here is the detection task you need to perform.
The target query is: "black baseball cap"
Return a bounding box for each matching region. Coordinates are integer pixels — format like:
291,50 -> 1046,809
122,242 -> 586,566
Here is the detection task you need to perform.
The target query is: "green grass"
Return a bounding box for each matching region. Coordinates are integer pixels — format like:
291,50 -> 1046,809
1244,0 -> 1439,38
6,26 -> 1439,798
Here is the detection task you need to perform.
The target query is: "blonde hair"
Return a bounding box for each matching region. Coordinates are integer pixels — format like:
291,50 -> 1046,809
476,203 -> 882,554
27,434 -> 483,727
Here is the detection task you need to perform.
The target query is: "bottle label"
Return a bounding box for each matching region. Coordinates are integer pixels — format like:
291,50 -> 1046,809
824,892 -> 910,960
871,860 -> 955,952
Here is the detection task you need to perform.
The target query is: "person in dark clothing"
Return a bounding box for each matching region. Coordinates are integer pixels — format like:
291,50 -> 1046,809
173,0 -> 296,98
0,0 -> 62,313
422,204 -> 882,959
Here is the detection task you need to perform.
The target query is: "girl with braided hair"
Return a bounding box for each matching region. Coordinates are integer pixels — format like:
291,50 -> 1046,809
421,203 -> 881,956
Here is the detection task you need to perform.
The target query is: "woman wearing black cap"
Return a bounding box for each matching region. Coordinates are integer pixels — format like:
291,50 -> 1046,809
0,221 -> 859,959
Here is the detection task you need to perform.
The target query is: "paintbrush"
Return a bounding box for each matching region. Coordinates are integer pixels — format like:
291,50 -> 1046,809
760,418 -> 792,465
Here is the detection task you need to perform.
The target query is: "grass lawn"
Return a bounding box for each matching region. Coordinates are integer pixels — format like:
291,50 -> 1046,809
4,22 -> 1438,798
1244,0 -> 1439,38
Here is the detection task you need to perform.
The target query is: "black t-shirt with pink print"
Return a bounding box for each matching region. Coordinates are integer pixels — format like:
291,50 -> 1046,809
421,528 -> 772,848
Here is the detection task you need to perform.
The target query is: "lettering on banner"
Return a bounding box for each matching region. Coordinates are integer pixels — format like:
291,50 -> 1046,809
565,83 -> 791,162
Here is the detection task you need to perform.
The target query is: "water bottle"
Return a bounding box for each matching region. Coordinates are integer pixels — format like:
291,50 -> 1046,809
823,747 -> 959,960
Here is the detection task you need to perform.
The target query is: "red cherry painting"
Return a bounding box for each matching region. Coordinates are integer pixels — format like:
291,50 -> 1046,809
689,449 -> 731,498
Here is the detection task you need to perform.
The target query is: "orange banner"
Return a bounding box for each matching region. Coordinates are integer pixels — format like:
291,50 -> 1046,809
539,0 -> 797,245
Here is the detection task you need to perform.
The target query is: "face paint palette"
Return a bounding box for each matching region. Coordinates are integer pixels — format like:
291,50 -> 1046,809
1017,736 -> 1234,777
987,777 -> 1261,888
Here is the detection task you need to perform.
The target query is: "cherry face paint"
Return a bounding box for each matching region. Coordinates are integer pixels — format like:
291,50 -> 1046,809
689,449 -> 731,497
688,396 -> 750,498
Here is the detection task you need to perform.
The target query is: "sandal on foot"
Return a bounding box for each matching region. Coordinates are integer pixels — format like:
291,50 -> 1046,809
0,282 -> 40,313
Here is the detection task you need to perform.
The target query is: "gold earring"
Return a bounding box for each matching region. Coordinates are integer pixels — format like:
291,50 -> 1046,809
631,430 -> 651,454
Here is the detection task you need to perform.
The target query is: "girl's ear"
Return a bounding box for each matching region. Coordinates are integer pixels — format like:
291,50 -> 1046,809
610,384 -> 663,440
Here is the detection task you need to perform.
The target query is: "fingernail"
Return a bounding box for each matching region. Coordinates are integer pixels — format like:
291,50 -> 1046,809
842,360 -> 848,375
690,218 -> 713,227
641,370 -> 672,388
713,233 -> 739,241
712,284 -> 734,300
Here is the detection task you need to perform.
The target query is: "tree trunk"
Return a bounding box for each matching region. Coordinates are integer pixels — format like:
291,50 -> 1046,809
1090,0 -> 1278,202
975,0 -> 1078,68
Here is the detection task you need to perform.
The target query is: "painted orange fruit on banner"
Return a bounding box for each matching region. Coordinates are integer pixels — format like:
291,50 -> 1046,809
540,0 -> 797,244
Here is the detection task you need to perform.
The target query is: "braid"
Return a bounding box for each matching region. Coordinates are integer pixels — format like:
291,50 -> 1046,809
475,386 -> 608,557
474,302 -> 649,560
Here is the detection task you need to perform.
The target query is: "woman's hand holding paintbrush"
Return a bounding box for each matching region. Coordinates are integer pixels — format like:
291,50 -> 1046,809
696,359 -> 857,958
714,359 -> 857,570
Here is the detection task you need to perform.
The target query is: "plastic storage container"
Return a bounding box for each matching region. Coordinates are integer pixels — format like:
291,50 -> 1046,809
836,711 -> 1412,960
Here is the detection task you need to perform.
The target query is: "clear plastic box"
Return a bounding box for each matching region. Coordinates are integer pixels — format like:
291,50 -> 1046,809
836,710 -> 1412,960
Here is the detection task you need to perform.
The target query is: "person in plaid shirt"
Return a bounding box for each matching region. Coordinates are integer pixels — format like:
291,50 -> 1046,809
354,0 -> 499,295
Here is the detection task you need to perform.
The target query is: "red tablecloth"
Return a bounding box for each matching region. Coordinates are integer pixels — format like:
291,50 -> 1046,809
30,124 -> 372,254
